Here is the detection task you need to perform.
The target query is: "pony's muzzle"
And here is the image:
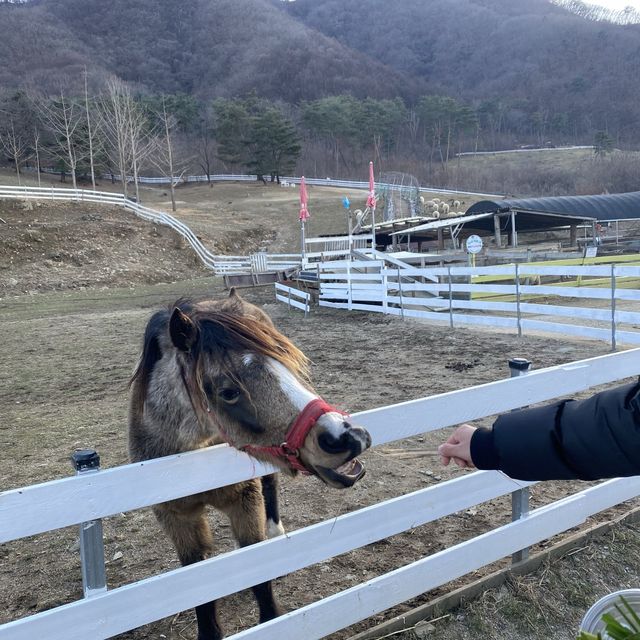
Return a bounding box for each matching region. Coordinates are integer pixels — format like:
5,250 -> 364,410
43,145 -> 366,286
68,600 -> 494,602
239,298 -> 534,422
305,418 -> 371,488
317,422 -> 371,456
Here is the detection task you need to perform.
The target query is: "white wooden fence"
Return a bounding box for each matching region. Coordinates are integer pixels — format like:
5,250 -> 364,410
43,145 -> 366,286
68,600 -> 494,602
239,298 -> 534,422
318,260 -> 640,347
95,171 -> 503,198
274,283 -> 311,315
2,349 -> 640,639
0,185 -> 301,275
304,234 -> 371,262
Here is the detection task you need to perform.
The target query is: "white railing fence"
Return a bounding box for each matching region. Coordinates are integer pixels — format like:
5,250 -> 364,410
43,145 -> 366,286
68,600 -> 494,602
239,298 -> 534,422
318,261 -> 640,348
304,234 -> 371,263
274,283 -> 311,315
93,172 -> 504,199
2,349 -> 640,639
0,185 -> 301,276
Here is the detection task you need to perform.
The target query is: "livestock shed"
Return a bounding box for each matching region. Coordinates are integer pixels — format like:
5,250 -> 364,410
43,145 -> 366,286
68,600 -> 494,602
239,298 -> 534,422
392,191 -> 640,250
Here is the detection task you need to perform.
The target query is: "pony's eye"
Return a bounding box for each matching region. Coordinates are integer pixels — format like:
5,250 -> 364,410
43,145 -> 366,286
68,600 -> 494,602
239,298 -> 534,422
218,388 -> 241,404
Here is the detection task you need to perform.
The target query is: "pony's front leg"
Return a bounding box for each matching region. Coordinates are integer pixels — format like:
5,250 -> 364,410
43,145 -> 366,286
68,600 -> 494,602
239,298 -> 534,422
261,473 -> 285,538
213,480 -> 284,623
153,502 -> 224,640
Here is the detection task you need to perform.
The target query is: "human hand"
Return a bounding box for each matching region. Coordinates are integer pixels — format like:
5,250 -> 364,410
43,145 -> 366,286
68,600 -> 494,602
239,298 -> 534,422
438,424 -> 477,469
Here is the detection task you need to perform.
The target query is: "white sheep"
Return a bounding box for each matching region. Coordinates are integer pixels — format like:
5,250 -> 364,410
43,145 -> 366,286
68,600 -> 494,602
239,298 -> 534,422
453,200 -> 461,208
439,203 -> 450,214
432,198 -> 441,204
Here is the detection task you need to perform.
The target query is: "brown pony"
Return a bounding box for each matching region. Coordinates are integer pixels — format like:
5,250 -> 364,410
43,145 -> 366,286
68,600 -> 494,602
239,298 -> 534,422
128,290 -> 371,640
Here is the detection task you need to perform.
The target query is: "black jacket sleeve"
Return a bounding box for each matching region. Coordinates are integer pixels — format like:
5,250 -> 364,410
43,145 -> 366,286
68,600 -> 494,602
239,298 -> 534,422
470,381 -> 640,481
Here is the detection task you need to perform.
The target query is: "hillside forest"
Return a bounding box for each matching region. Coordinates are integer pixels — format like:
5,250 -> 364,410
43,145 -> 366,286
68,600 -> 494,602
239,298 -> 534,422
0,0 -> 639,197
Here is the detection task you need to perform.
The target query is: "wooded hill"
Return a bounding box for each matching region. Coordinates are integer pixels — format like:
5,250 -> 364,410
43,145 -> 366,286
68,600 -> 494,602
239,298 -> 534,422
0,0 -> 418,102
1,0 -> 639,148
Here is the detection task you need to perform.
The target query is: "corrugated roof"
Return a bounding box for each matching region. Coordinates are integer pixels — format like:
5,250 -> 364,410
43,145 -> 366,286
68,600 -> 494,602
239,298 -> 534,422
391,209 -> 594,236
466,191 -> 640,222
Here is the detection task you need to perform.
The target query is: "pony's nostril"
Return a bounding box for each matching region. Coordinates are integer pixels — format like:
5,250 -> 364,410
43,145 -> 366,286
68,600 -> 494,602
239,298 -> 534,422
318,431 -> 350,454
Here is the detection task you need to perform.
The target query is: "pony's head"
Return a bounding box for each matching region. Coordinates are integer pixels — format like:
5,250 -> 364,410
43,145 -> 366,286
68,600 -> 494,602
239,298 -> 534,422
132,291 -> 371,488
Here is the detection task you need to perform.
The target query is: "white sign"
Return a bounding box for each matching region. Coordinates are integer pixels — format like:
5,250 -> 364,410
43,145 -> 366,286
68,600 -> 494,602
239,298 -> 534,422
466,235 -> 483,254
585,246 -> 598,258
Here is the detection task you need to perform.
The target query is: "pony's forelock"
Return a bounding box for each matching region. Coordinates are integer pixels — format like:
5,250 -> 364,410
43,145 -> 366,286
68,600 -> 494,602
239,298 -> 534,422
196,310 -> 310,382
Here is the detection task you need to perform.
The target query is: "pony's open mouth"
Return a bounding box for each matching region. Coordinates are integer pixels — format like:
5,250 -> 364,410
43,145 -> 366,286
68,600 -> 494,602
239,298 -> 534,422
314,457 -> 366,488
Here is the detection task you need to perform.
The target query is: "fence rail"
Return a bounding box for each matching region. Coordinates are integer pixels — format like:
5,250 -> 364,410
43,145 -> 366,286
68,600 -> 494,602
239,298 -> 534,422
0,185 -> 301,276
318,261 -> 640,347
2,349 -> 640,639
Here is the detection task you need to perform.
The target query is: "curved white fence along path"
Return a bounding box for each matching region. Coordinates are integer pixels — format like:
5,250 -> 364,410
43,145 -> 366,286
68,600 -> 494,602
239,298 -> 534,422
0,185 -> 300,275
2,349 -> 640,639
101,171 -> 504,199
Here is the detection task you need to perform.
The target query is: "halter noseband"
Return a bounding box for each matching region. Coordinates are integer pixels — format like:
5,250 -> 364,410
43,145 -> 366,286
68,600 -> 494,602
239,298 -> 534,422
242,398 -> 345,474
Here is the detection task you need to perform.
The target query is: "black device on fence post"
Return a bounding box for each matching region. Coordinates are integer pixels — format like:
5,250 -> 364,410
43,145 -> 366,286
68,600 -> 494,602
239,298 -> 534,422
71,448 -> 107,598
508,358 -> 532,565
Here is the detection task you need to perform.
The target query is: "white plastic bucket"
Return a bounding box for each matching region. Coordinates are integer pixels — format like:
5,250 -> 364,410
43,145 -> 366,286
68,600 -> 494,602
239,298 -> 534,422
580,589 -> 640,636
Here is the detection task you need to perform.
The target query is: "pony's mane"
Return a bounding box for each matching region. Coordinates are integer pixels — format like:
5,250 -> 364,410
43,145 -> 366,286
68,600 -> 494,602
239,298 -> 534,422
195,309 -> 310,381
130,299 -> 310,412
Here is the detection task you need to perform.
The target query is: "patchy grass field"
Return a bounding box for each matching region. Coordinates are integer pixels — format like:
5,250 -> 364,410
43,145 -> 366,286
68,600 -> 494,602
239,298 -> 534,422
454,148 -> 597,175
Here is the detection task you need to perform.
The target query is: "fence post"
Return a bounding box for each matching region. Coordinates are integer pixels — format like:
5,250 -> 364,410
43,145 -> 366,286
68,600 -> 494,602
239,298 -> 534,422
515,263 -> 522,337
508,358 -> 531,564
447,266 -> 454,328
382,266 -> 388,314
348,260 -> 353,311
397,267 -> 404,320
71,449 -> 107,597
611,264 -> 617,352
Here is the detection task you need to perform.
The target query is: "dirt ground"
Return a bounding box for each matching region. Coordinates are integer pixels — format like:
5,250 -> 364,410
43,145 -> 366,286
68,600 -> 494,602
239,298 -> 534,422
1,188 -> 639,640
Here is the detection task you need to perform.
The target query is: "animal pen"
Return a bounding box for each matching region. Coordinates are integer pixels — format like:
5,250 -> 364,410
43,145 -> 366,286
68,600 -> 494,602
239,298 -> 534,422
314,259 -> 640,348
2,348 -> 640,639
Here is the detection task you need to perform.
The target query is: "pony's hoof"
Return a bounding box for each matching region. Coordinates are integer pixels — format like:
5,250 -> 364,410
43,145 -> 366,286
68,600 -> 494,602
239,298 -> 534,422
267,519 -> 285,538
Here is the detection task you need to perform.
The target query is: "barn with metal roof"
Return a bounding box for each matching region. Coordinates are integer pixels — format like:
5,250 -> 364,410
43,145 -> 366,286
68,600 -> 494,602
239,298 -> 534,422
465,191 -> 640,222
390,191 -> 640,249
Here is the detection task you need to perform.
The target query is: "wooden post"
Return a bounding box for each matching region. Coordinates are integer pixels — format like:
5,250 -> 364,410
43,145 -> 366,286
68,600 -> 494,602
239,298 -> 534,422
447,266 -> 454,329
382,266 -> 388,314
437,228 -> 445,250
348,260 -> 353,311
510,211 -> 517,248
493,214 -> 501,248
397,267 -> 404,321
569,224 -> 577,247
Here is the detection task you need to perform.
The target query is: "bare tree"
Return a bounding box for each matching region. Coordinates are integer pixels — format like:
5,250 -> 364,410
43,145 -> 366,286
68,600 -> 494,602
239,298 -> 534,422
32,126 -> 41,187
83,67 -> 97,190
0,118 -> 28,184
148,96 -> 191,212
98,77 -> 154,202
33,90 -> 86,189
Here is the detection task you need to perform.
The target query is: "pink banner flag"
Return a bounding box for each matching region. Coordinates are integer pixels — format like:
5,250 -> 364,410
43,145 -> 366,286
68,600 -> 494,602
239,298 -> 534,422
299,176 -> 310,221
366,161 -> 376,210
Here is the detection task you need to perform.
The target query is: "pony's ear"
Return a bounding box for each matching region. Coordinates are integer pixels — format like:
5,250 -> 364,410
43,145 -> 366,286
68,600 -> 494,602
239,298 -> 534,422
228,287 -> 241,300
169,307 -> 198,352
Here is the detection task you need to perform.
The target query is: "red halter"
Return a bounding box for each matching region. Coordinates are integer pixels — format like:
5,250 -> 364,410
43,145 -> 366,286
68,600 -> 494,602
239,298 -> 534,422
179,365 -> 345,474
242,398 -> 346,474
